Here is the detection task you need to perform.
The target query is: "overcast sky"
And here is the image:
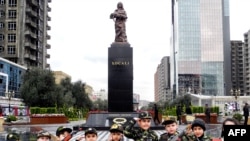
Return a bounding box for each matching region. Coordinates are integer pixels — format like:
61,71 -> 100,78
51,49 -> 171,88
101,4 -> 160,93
48,0 -> 250,101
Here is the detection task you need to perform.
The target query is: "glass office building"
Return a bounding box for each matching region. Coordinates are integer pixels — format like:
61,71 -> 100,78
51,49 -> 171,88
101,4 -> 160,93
0,57 -> 27,98
171,0 -> 231,97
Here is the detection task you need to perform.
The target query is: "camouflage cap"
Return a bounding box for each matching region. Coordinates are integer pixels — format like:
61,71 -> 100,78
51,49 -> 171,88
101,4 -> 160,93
37,130 -> 51,139
162,119 -> 177,125
56,126 -> 72,136
6,133 -> 19,141
110,123 -> 123,133
85,127 -> 97,136
138,111 -> 152,119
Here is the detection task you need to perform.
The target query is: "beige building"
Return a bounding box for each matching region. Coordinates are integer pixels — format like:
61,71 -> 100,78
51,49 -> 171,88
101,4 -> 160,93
53,71 -> 71,84
84,84 -> 94,95
0,0 -> 51,69
154,56 -> 171,102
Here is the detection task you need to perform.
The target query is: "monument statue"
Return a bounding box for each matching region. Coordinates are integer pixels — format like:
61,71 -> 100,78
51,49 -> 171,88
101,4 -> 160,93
110,2 -> 127,42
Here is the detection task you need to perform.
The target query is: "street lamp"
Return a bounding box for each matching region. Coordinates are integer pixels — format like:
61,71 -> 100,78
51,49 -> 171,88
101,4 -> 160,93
230,89 -> 240,112
5,91 -> 15,115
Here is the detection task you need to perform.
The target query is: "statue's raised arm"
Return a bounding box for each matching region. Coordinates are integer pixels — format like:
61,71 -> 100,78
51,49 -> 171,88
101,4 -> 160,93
110,2 -> 128,42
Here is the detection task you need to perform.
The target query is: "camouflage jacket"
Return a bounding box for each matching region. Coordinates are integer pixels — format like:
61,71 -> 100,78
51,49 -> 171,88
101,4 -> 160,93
124,119 -> 159,141
159,132 -> 180,141
181,134 -> 211,141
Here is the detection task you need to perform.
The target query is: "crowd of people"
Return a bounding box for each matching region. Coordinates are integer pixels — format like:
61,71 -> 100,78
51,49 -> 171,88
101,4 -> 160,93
5,102 -> 249,141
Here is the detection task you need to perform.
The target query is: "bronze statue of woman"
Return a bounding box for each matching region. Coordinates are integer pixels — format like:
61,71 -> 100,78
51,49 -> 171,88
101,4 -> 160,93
110,2 -> 127,42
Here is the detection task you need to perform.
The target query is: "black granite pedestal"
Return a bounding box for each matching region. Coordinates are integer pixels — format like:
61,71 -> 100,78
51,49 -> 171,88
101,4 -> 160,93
108,42 -> 133,112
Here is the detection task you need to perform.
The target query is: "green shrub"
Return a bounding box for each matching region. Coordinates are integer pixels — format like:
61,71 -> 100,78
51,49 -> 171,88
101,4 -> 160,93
233,113 -> 243,122
6,115 -> 17,122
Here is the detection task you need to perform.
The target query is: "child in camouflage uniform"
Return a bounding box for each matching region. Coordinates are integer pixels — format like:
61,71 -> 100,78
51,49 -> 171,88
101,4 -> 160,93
159,119 -> 180,141
108,123 -> 124,141
124,111 -> 159,141
182,118 -> 211,141
84,127 -> 98,141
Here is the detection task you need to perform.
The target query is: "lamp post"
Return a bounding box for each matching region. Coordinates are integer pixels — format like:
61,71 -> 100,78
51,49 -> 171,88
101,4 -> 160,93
5,91 -> 15,115
230,89 -> 240,112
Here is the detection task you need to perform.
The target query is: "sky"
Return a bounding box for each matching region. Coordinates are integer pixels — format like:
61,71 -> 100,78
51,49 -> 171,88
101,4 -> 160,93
48,0 -> 250,101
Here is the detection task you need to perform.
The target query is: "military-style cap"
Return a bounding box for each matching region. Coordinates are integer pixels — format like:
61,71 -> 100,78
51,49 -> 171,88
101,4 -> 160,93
37,130 -> 51,139
138,111 -> 152,119
6,133 -> 19,141
162,119 -> 177,125
56,126 -> 72,136
85,127 -> 97,136
110,123 -> 123,133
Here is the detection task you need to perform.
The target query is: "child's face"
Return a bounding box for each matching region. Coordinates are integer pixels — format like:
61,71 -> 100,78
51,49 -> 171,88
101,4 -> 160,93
110,132 -> 123,141
193,126 -> 204,138
138,118 -> 151,130
85,133 -> 98,141
165,123 -> 178,134
58,134 -> 64,140
224,121 -> 235,125
63,131 -> 70,136
37,137 -> 50,141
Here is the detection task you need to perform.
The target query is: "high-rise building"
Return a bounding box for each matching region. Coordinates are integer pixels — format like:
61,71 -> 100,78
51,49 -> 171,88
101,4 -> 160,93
0,0 -> 51,69
231,41 -> 244,95
154,56 -> 170,102
244,30 -> 250,95
170,0 -> 231,97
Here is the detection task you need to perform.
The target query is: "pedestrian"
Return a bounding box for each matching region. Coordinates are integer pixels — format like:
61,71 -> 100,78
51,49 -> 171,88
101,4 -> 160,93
159,119 -> 180,141
243,103 -> 249,125
220,118 -> 239,141
108,123 -> 124,141
154,104 -> 161,125
205,104 -> 211,123
124,111 -> 159,141
176,105 -> 182,124
37,130 -> 51,141
84,127 -> 98,141
6,133 -> 20,141
185,103 -> 192,115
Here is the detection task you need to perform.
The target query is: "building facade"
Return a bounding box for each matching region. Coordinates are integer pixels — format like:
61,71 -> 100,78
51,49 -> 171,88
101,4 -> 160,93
231,41 -> 244,95
0,0 -> 51,69
244,30 -> 250,95
154,56 -> 170,102
170,0 -> 231,97
53,71 -> 71,84
0,57 -> 27,98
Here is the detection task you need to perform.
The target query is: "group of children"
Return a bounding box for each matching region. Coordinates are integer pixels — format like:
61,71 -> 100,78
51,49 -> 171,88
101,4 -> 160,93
6,111 -> 237,141
70,111 -> 215,141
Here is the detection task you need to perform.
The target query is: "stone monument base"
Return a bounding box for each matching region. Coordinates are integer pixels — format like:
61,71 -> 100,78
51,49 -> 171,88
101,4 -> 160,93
72,112 -> 164,131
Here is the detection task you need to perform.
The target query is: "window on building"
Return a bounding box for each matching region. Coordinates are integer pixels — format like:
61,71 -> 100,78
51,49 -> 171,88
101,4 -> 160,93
8,22 -> 16,30
7,45 -> 15,54
0,46 -> 4,53
0,10 -> 4,18
8,34 -> 16,42
0,63 -> 3,68
0,0 -> 5,5
0,34 -> 4,41
8,10 -> 16,18
8,0 -> 16,7
0,22 -> 4,29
